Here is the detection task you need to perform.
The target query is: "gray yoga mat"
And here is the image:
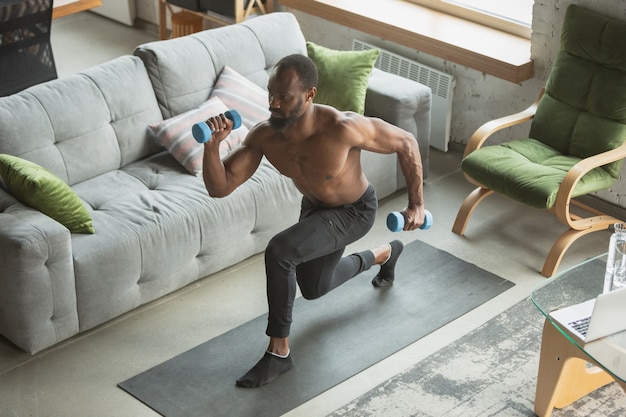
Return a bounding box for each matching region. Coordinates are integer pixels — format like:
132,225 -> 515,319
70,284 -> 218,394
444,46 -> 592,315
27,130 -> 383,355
119,239 -> 514,417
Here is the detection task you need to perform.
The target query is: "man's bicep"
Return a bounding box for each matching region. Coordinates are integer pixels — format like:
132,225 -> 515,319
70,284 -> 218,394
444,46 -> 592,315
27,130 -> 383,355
222,145 -> 263,187
356,117 -> 413,154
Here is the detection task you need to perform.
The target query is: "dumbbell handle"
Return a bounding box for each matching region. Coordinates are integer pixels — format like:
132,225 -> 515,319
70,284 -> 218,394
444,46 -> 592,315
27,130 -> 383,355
387,210 -> 433,232
192,109 -> 242,143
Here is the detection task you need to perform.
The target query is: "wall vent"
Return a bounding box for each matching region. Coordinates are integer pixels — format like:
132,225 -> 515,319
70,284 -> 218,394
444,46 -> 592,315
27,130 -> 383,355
353,39 -> 455,152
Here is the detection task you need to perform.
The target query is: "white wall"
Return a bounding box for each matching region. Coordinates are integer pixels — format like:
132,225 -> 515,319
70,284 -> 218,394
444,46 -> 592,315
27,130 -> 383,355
92,0 -> 136,25
136,0 -> 158,24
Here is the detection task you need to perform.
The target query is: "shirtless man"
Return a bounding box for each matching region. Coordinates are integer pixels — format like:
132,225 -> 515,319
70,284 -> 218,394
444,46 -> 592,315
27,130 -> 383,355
202,54 -> 425,388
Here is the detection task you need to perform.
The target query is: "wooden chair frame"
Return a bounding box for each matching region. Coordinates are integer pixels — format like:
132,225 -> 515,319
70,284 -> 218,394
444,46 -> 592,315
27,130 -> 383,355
452,89 -> 626,277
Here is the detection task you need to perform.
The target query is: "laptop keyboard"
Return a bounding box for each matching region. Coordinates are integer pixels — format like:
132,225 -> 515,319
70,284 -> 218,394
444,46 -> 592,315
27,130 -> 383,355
569,316 -> 591,336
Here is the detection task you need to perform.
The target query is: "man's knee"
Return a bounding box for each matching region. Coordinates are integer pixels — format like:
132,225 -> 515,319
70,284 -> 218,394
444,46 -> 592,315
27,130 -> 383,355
299,287 -> 322,300
296,275 -> 327,300
266,233 -> 293,262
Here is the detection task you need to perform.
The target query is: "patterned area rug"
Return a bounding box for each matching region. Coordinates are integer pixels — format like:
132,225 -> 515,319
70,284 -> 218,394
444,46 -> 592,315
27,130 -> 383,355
330,295 -> 626,417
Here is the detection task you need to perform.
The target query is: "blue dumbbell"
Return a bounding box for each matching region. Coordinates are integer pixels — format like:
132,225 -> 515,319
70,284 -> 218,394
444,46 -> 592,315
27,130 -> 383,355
192,109 -> 243,143
387,210 -> 433,232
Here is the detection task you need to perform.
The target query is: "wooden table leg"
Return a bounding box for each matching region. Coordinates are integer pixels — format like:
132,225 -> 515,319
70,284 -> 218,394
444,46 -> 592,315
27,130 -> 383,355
535,318 -> 615,417
159,0 -> 168,40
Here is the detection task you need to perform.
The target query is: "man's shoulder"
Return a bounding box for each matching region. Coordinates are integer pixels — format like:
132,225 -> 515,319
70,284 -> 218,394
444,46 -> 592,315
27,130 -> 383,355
246,120 -> 272,139
314,105 -> 367,129
314,103 -> 357,118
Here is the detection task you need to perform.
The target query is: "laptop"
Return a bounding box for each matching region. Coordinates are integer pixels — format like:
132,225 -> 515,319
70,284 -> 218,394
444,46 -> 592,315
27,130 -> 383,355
549,286 -> 626,343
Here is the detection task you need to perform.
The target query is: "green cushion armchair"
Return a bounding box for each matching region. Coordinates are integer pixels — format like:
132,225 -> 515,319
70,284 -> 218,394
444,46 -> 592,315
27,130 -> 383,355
452,4 -> 626,277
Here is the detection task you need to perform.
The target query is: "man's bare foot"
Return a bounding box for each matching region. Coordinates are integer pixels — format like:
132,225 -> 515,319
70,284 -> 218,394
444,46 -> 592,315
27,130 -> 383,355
372,240 -> 404,287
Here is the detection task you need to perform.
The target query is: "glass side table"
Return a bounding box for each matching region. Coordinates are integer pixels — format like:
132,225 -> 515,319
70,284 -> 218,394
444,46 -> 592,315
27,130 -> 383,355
531,254 -> 626,417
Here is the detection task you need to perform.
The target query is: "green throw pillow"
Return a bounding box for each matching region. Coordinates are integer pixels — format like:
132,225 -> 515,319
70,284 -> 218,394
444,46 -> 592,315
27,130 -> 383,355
306,41 -> 379,114
0,154 -> 95,234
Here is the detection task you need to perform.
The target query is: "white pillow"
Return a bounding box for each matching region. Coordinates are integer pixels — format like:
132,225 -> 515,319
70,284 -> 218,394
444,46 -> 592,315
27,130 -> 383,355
209,65 -> 270,129
150,96 -> 249,175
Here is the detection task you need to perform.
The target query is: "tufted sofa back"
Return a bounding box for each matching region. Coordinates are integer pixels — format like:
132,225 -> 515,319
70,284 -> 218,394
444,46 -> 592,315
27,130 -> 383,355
134,12 -> 307,120
0,56 -> 164,185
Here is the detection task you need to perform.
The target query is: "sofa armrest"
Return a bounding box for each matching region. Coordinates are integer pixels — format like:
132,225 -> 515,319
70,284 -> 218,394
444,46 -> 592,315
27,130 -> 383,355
0,201 -> 79,354
365,68 -> 432,180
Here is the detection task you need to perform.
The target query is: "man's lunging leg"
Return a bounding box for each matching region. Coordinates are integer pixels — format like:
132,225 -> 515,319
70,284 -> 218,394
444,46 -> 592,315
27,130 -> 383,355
235,240 -> 403,388
236,186 -> 402,388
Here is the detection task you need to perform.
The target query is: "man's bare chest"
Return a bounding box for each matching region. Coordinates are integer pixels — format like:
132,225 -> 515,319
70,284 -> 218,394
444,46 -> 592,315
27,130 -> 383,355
263,141 -> 353,182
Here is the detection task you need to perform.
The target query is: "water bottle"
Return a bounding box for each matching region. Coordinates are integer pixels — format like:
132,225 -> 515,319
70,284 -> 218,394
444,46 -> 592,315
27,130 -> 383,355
603,222 -> 626,293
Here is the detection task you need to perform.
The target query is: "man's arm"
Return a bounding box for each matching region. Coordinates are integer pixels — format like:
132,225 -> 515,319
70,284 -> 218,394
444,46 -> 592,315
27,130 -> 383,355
349,115 -> 425,230
202,116 -> 263,198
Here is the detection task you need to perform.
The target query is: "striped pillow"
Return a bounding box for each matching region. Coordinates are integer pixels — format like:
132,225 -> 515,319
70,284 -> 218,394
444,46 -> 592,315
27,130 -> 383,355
150,96 -> 249,176
209,66 -> 270,128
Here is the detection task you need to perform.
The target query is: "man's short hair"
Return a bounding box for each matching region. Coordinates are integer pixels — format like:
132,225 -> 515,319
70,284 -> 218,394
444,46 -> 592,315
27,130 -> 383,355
275,54 -> 318,90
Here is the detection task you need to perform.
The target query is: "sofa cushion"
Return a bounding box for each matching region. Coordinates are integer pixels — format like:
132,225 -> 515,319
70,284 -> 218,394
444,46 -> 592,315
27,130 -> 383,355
208,66 -> 270,129
150,96 -> 250,175
306,41 -> 379,114
70,152 -> 301,330
0,154 -> 94,233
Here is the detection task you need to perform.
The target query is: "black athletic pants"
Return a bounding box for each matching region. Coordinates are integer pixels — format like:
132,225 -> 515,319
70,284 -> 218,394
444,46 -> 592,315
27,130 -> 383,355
264,184 -> 378,338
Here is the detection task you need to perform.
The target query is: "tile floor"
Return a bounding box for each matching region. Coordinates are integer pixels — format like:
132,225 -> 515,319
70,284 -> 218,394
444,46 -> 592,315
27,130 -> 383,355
0,11 -> 612,417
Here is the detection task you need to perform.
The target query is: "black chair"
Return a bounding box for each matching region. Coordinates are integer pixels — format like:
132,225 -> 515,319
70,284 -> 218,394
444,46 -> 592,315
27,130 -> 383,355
0,0 -> 57,96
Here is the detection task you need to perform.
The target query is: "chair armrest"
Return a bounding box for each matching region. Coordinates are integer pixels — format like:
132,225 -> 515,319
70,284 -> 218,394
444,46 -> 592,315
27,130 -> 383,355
463,89 -> 544,158
554,141 -> 626,225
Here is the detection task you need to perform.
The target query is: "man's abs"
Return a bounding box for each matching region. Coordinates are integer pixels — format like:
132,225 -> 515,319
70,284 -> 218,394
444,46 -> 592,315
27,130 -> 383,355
293,174 -> 369,208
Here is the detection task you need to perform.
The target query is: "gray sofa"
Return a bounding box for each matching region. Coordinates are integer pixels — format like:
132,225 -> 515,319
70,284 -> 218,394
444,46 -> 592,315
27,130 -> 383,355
0,12 -> 431,354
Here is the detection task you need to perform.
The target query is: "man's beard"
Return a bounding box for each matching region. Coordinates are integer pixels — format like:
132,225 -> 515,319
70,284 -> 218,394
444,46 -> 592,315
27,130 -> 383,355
268,115 -> 298,130
268,99 -> 303,131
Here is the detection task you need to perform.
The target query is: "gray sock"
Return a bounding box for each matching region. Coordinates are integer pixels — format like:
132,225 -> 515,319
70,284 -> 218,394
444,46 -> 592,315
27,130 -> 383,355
372,240 -> 404,288
236,352 -> 294,388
